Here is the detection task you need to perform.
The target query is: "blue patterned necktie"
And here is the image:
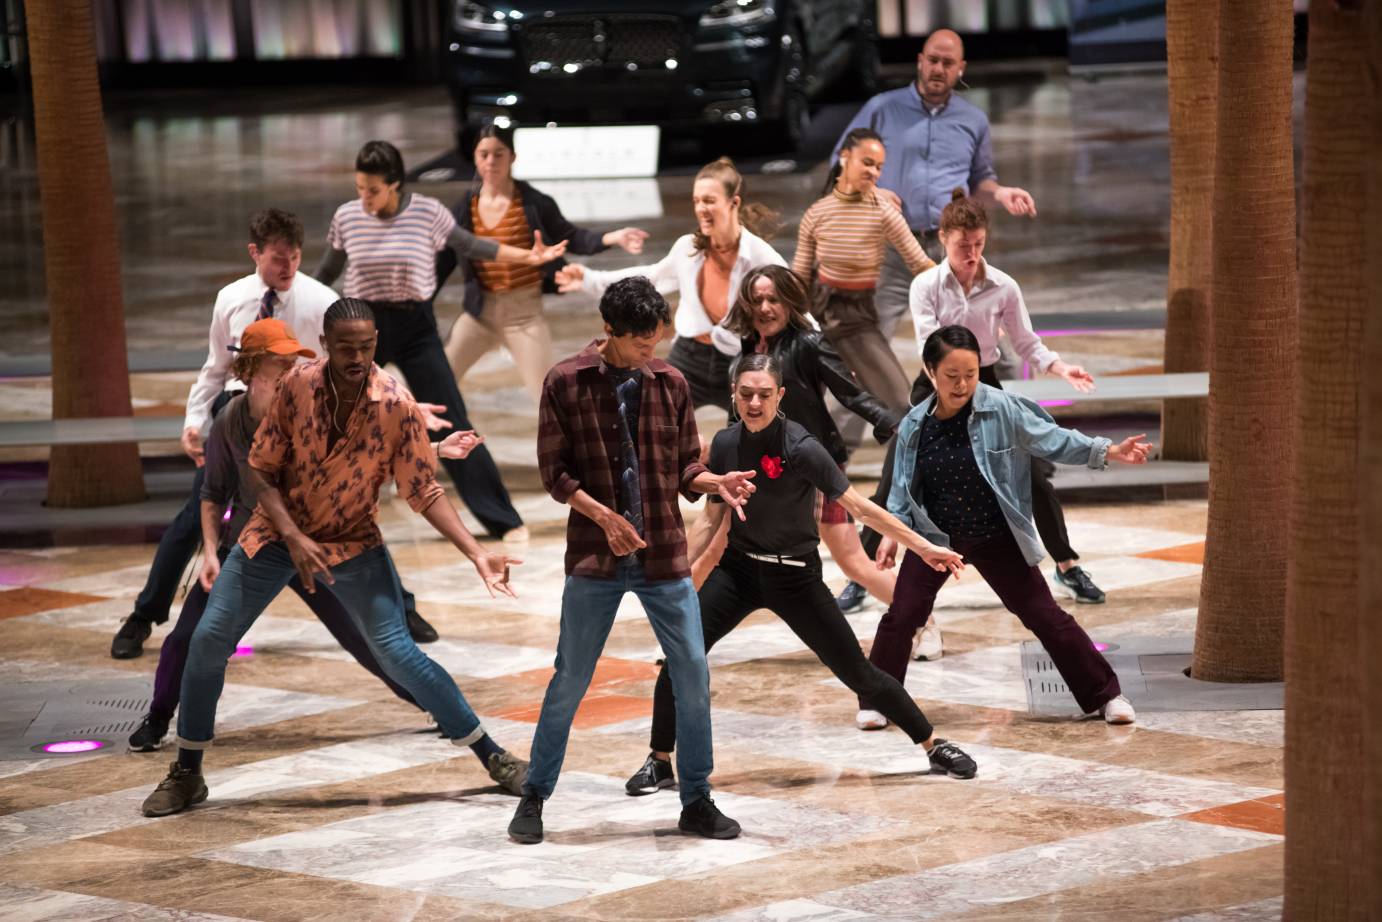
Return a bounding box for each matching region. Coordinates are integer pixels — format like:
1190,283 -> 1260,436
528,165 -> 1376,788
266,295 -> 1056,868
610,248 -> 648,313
257,289 -> 277,320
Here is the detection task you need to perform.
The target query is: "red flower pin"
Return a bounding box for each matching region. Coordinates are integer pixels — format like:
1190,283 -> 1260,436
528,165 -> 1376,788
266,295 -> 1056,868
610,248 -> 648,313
760,454 -> 784,479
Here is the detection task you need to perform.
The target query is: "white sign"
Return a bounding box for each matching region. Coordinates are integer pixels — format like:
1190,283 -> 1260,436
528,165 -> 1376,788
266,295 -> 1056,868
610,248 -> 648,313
512,125 -> 661,180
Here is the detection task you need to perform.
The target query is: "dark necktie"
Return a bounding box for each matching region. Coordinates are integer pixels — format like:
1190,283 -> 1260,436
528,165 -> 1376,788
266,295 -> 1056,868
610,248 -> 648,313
615,376 -> 644,541
257,289 -> 277,320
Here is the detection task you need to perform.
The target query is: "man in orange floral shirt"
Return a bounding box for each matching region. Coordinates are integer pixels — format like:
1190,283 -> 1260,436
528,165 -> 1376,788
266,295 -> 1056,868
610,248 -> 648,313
141,299 -> 525,818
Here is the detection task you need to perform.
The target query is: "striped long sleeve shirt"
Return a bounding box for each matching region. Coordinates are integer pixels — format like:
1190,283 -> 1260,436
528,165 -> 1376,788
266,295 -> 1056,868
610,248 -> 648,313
792,188 -> 934,289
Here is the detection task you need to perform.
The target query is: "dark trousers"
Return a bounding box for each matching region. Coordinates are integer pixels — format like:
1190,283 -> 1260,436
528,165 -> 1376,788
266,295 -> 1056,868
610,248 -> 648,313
859,366 -> 1078,563
864,532 -> 1119,714
651,547 -> 935,750
370,299 -> 522,537
667,337 -> 733,411
148,549 -> 417,721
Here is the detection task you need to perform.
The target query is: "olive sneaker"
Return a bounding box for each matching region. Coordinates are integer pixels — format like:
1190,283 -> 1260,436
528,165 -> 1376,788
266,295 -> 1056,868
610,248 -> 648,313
141,762 -> 208,817
486,751 -> 528,796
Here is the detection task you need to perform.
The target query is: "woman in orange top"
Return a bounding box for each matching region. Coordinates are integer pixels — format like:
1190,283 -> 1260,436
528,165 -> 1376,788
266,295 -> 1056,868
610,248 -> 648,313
793,128 -> 934,417
444,124 -> 649,401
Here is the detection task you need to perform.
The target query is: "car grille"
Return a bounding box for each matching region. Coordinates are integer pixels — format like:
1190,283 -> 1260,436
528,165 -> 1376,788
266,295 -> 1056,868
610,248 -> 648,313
521,16 -> 683,73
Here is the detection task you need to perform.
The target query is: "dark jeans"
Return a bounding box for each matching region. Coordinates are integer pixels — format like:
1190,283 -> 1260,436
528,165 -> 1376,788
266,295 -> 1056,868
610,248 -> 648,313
652,547 -> 935,750
859,365 -> 1078,563
149,549 -> 417,721
864,531 -> 1120,715
667,337 -> 733,411
370,299 -> 522,537
131,390 -> 234,625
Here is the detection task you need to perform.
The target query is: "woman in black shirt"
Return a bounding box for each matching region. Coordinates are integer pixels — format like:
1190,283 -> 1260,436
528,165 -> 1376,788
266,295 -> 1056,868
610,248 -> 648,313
624,353 -> 977,796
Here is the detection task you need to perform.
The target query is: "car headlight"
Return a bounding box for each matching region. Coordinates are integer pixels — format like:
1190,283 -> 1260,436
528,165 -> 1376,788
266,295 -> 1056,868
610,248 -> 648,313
455,2 -> 510,33
698,0 -> 776,29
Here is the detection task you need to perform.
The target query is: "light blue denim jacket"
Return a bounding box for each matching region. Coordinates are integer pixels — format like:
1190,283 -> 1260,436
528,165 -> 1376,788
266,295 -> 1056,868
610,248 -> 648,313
887,383 -> 1111,566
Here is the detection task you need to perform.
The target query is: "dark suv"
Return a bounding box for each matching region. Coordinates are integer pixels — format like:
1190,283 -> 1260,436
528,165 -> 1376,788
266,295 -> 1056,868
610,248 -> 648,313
443,0 -> 878,152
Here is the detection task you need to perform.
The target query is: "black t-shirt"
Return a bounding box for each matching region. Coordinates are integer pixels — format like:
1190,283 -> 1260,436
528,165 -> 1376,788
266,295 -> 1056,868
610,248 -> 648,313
909,401 -> 1006,539
199,394 -> 262,549
708,418 -> 850,557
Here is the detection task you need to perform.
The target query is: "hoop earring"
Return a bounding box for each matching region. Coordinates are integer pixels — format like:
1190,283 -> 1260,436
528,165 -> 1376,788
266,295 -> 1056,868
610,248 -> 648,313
775,408 -> 786,420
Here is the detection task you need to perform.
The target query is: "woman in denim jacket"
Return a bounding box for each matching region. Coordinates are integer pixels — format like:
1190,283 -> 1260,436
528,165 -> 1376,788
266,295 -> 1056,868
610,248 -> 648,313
857,325 -> 1151,728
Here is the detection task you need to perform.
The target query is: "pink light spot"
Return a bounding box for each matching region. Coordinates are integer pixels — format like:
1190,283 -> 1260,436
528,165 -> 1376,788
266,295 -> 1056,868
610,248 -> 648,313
43,740 -> 105,754
233,645 -> 253,657
1092,642 -> 1110,652
222,508 -> 232,522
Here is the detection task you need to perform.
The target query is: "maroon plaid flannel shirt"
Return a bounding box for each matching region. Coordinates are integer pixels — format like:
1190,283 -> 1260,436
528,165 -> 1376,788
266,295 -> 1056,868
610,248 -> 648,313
538,340 -> 708,580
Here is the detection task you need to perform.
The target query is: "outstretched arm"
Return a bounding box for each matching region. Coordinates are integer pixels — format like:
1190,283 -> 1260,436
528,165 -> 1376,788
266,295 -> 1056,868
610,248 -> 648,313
837,487 -> 962,576
419,497 -> 521,598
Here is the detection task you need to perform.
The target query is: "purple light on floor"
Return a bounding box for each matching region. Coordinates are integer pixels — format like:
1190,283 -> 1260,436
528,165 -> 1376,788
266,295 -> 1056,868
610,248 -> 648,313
233,645 -> 253,657
222,508 -> 232,522
1092,642 -> 1110,652
1039,400 -> 1075,408
43,740 -> 105,754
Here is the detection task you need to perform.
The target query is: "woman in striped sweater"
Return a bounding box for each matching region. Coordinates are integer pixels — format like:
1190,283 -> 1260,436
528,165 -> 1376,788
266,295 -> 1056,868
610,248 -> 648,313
792,128 -> 935,419
443,125 -> 650,402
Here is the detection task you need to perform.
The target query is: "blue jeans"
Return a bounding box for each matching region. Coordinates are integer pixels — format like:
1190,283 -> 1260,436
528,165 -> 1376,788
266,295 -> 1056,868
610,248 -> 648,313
524,562 -> 713,807
175,543 -> 485,749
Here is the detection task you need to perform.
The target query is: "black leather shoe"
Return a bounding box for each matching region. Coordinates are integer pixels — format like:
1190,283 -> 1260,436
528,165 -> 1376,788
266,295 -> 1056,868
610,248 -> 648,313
111,616 -> 152,659
405,609 -> 439,643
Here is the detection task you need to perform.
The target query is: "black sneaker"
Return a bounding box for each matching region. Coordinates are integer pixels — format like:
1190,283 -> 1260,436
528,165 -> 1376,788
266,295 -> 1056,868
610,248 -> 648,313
678,795 -> 741,839
110,616 -> 153,659
625,753 -> 675,796
128,713 -> 170,752
1054,566 -> 1106,604
927,738 -> 977,779
836,580 -> 869,614
405,609 -> 439,643
141,762 -> 208,817
508,793 -> 544,844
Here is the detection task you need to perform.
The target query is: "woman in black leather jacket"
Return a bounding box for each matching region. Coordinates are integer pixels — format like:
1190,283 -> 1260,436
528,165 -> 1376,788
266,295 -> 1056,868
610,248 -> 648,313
717,265 -> 904,603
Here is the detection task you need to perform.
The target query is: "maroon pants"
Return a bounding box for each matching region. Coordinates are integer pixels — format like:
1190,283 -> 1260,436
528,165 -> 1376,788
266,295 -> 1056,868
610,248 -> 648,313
862,530 -> 1120,715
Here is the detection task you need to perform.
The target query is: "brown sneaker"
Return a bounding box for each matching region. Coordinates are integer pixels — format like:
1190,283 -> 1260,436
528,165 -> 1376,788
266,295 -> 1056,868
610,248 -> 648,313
141,762 -> 208,817
486,751 -> 528,796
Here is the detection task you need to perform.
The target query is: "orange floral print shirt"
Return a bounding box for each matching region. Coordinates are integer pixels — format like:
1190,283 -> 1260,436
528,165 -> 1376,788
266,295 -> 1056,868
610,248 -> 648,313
240,359 -> 445,565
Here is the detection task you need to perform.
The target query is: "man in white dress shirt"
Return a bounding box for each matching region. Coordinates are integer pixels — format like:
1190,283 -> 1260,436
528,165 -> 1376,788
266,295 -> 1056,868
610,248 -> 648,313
111,209 -> 440,657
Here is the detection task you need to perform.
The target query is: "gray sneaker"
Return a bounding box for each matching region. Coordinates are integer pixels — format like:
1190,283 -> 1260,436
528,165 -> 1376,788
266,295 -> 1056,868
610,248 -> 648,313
486,751 -> 529,796
141,762 -> 208,817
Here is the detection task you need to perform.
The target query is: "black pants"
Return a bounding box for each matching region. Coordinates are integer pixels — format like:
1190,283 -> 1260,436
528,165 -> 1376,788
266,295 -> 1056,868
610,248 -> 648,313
667,337 -> 733,411
650,546 -> 935,752
860,366 -> 1077,564
370,299 -> 522,537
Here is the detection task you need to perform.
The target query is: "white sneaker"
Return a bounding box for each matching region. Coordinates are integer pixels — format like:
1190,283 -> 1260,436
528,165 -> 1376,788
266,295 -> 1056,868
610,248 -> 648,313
855,709 -> 889,730
910,619 -> 943,661
1100,695 -> 1136,725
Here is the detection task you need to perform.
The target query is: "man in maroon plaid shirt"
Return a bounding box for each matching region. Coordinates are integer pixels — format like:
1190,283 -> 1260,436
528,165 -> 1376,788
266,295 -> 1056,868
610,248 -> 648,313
509,277 -> 756,845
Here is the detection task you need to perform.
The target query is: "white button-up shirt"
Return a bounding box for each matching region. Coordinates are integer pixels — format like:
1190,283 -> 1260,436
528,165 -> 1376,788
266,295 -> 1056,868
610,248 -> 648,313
183,271 -> 339,434
580,229 -> 787,356
909,258 -> 1059,373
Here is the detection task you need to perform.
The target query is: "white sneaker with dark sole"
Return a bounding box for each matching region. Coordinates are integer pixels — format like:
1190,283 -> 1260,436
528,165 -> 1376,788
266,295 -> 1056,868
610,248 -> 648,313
855,709 -> 889,730
911,620 -> 943,661
1100,695 -> 1136,725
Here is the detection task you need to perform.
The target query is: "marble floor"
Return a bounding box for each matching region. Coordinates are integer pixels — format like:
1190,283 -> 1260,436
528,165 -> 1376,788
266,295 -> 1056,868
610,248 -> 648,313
0,494 -> 1285,921
0,68 -> 1287,919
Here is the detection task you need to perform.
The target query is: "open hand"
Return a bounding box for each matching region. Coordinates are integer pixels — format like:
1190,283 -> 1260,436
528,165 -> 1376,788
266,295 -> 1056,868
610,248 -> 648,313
526,230 -> 569,266
605,227 -> 649,254
417,402 -> 453,432
716,469 -> 757,521
437,429 -> 483,460
1060,365 -> 1096,393
995,185 -> 1037,217
554,263 -> 585,293
474,552 -> 521,599
918,544 -> 964,579
1108,433 -> 1153,465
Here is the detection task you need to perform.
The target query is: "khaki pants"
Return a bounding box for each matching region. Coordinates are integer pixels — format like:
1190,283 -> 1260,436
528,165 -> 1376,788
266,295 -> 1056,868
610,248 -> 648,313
445,285 -> 552,402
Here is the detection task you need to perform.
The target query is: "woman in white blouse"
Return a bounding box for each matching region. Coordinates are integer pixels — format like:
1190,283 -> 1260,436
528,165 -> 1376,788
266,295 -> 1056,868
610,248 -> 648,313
908,189 -> 1106,608
556,157 -> 785,410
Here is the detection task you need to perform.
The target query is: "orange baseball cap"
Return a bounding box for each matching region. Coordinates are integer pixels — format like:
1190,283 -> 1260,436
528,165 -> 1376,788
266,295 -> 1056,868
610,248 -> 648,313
238,318 -> 315,358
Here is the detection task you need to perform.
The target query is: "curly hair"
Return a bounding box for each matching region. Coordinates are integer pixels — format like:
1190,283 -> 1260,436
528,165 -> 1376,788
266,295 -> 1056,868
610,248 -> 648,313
599,277 -> 671,337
